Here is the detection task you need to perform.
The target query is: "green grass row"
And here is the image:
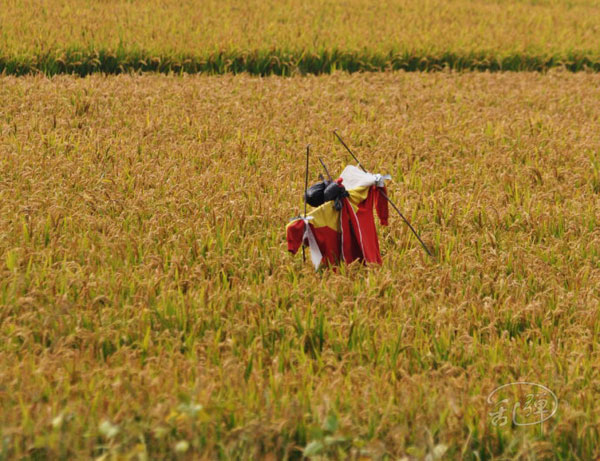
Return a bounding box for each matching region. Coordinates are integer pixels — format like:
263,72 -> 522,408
3,48 -> 600,76
3,0 -> 600,75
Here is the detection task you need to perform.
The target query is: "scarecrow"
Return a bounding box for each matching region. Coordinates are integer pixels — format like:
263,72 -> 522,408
286,131 -> 433,270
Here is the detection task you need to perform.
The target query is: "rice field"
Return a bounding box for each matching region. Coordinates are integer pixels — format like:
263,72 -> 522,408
1,71 -> 600,459
2,0 -> 600,74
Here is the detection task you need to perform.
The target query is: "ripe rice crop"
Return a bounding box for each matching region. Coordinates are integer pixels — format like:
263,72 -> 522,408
2,0 -> 600,75
1,71 -> 600,458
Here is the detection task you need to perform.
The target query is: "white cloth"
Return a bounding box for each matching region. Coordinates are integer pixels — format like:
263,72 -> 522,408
301,216 -> 323,270
339,165 -> 391,191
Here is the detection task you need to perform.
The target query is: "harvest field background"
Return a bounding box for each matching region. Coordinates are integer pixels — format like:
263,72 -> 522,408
2,1 -> 600,460
3,72 -> 600,459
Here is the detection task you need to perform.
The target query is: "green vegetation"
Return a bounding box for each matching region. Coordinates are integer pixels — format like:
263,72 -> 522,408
1,72 -> 600,458
2,0 -> 600,74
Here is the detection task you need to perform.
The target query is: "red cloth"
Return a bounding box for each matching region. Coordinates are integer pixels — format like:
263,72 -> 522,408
286,219 -> 341,266
340,186 -> 388,264
286,186 -> 388,268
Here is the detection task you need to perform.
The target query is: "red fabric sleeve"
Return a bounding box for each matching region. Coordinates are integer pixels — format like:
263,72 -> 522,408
375,186 -> 389,226
286,219 -> 305,254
